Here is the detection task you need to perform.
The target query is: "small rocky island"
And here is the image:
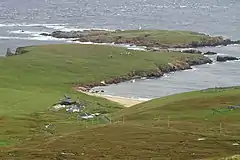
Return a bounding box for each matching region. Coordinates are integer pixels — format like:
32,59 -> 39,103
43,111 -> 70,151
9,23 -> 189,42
216,56 -> 239,62
40,29 -> 240,49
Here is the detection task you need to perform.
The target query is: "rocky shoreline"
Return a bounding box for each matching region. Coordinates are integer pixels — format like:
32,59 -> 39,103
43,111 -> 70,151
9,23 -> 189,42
75,55 -> 212,92
40,30 -> 240,49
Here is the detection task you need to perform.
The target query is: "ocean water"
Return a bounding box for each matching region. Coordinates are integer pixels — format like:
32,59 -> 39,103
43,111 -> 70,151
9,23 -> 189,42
0,0 -> 240,99
0,0 -> 240,54
94,45 -> 240,100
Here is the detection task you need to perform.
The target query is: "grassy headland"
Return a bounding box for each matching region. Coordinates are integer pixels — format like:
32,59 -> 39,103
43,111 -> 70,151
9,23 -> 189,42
43,29 -> 240,48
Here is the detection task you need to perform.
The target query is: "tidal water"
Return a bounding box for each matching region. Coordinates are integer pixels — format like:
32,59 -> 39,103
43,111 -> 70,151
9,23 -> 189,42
94,45 -> 240,100
0,0 -> 240,99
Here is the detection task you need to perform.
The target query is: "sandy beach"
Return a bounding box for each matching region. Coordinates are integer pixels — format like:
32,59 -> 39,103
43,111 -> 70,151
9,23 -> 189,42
101,95 -> 147,107
81,91 -> 147,107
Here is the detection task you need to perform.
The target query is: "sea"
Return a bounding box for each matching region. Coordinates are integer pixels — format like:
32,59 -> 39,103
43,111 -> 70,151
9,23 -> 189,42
0,0 -> 240,100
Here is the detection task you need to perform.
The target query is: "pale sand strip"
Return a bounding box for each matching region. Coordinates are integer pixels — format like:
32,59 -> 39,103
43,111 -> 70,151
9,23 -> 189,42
81,91 -> 147,107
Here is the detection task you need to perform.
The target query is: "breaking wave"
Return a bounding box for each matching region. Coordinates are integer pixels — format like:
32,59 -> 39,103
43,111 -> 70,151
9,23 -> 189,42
0,23 -> 114,32
0,23 -> 66,27
8,30 -> 48,36
0,36 -> 74,41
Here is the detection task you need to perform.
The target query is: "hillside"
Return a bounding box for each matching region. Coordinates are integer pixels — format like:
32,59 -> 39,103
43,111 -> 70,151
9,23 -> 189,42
1,87 -> 240,159
0,43 -> 211,153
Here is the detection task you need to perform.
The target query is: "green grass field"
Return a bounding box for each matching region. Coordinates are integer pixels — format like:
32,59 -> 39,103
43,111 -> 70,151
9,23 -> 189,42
0,44 -> 206,143
2,87 -> 240,160
103,30 -> 214,45
65,29 -> 227,48
0,44 -> 239,159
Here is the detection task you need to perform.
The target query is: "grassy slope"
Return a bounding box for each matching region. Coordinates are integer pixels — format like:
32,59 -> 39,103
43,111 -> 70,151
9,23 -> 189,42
109,30 -> 210,45
2,87 -> 240,160
0,44 -> 207,148
3,44 -> 207,90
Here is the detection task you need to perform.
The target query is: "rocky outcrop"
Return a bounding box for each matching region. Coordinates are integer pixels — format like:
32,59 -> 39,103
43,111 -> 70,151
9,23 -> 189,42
5,47 -> 29,57
216,56 -> 239,62
43,30 -> 109,39
40,33 -> 51,36
52,31 -> 82,38
185,57 -> 212,66
190,37 -> 240,48
15,47 -> 29,55
5,48 -> 14,56
76,55 -> 212,91
146,47 -> 169,52
181,49 -> 202,54
203,51 -> 217,55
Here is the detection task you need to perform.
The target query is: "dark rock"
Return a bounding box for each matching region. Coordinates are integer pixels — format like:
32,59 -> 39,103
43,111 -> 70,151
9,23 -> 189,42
6,48 -> 14,56
203,51 -> 217,55
47,31 -> 83,38
40,33 -> 51,36
146,47 -> 169,52
175,62 -> 191,70
49,30 -> 109,39
216,56 -> 239,62
15,47 -> 29,55
181,49 -> 202,54
234,40 -> 240,44
51,31 -> 77,38
222,39 -> 232,46
189,37 -> 240,48
147,71 -> 163,77
186,57 -> 213,65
